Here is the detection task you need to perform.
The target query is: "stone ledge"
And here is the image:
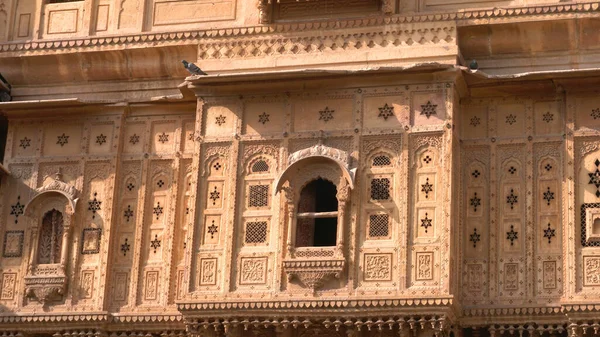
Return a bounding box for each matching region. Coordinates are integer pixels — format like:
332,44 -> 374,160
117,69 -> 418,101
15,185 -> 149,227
0,2 -> 598,55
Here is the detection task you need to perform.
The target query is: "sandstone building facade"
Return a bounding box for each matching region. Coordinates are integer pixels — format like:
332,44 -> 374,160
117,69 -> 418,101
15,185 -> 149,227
1,0 -> 600,336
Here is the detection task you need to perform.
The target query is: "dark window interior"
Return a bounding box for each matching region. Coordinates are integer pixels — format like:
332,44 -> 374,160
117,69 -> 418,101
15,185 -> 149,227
296,179 -> 338,247
0,115 -> 8,163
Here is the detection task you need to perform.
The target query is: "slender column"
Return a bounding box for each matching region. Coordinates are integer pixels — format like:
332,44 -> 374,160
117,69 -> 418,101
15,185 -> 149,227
59,221 -> 70,271
283,187 -> 295,257
336,185 -> 349,257
27,227 -> 39,272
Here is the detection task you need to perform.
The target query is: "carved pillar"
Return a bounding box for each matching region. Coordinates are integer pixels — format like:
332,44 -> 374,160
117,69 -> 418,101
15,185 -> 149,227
283,186 -> 295,257
59,219 -> 71,270
257,0 -> 272,24
336,185 -> 349,257
27,226 -> 38,273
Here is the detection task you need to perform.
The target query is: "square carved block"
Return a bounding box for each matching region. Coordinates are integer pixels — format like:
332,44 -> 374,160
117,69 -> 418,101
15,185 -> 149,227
584,256 -> 600,286
239,257 -> 268,285
3,230 -> 24,258
585,208 -> 600,243
363,253 -> 392,281
81,228 -> 102,254
199,258 -> 218,286
415,252 -> 434,281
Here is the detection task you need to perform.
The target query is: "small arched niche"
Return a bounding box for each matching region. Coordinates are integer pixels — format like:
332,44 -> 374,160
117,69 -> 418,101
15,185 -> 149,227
23,175 -> 78,304
275,143 -> 354,290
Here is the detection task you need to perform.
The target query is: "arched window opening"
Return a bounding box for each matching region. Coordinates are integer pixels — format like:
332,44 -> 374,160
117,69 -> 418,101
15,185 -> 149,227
296,179 -> 338,247
372,155 -> 391,167
251,160 -> 270,173
37,209 -> 63,264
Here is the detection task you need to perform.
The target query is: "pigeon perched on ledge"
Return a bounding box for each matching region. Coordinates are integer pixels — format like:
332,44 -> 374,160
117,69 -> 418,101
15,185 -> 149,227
182,60 -> 208,76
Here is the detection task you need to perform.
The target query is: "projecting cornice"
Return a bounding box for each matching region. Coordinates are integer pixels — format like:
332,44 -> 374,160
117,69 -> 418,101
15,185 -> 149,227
0,2 -> 598,56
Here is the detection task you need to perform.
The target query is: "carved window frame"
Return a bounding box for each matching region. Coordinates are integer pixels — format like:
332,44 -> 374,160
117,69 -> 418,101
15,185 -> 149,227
363,150 -> 397,242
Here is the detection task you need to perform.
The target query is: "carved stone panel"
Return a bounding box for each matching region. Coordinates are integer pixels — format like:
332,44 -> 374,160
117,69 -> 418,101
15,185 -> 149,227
239,257 -> 268,285
363,253 -> 392,282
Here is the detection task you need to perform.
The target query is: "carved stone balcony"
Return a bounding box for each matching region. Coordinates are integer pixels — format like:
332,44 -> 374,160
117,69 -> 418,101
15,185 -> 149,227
283,247 -> 345,290
24,264 -> 67,303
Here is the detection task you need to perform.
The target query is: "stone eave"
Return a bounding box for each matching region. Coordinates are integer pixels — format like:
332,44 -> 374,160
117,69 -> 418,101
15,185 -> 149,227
460,67 -> 600,97
186,64 -> 452,84
177,297 -> 456,317
0,98 -> 120,110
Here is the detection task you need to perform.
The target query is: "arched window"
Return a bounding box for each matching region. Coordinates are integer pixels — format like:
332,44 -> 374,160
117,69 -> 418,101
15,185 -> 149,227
251,160 -> 270,173
37,209 -> 63,264
296,179 -> 338,247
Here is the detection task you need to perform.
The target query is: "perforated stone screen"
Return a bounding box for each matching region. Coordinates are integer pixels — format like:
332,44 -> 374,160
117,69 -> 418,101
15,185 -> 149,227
245,221 -> 268,244
369,213 -> 389,238
249,185 -> 269,207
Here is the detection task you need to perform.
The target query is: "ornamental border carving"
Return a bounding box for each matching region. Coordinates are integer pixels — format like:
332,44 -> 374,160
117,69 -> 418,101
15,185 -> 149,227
1,3 -> 597,53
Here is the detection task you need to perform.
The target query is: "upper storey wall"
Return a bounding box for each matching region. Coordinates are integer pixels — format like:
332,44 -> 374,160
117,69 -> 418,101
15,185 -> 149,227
0,0 -> 566,43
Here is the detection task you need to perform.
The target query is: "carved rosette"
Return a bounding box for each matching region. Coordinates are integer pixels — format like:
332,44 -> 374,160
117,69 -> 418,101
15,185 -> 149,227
283,258 -> 344,290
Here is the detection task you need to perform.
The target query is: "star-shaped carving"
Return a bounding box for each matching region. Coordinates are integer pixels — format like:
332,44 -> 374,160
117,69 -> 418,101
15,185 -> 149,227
470,116 -> 481,127
378,103 -> 395,120
420,101 -> 437,118
88,192 -> 102,219
215,115 -> 226,126
157,180 -> 165,188
319,107 -> 335,122
19,137 -> 31,149
544,163 -> 553,172
153,202 -> 163,220
10,196 -> 24,224
470,228 -> 481,248
129,134 -> 140,145
158,132 -> 169,144
126,182 -> 135,191
207,220 -> 218,239
472,170 -> 480,178
470,192 -> 481,212
121,238 -> 130,256
423,155 -> 432,164
123,205 -> 134,222
209,186 -> 220,205
56,133 -> 69,147
421,178 -> 433,199
508,166 -> 517,175
258,112 -> 270,124
543,186 -> 555,206
506,114 -> 517,125
506,225 -> 518,245
96,133 -> 107,145
420,213 -> 432,233
589,159 -> 600,197
150,234 -> 161,253
592,108 -> 600,120
542,111 -> 554,123
543,223 -> 556,244
506,189 -> 518,210
213,162 -> 222,171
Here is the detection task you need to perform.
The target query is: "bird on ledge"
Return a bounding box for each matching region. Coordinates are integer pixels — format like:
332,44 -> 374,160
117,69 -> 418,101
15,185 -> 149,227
182,60 -> 208,76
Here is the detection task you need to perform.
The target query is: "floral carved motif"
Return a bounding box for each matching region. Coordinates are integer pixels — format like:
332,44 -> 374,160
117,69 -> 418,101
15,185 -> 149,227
200,258 -> 217,286
1,273 -> 17,300
584,256 -> 600,286
364,254 -> 391,281
504,263 -> 519,290
240,257 -> 267,285
415,252 -> 433,281
144,270 -> 159,300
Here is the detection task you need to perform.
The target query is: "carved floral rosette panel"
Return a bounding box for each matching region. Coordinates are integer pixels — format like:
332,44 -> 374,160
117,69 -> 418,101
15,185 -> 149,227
358,136 -> 402,290
461,146 -> 490,301
409,134 -> 443,290
233,142 -> 280,291
193,143 -> 231,293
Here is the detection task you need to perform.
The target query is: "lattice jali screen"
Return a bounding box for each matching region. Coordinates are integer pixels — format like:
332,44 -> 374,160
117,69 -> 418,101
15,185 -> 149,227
368,213 -> 390,238
245,221 -> 268,244
251,160 -> 270,173
248,185 -> 269,207
370,178 -> 390,201
372,155 -> 391,167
